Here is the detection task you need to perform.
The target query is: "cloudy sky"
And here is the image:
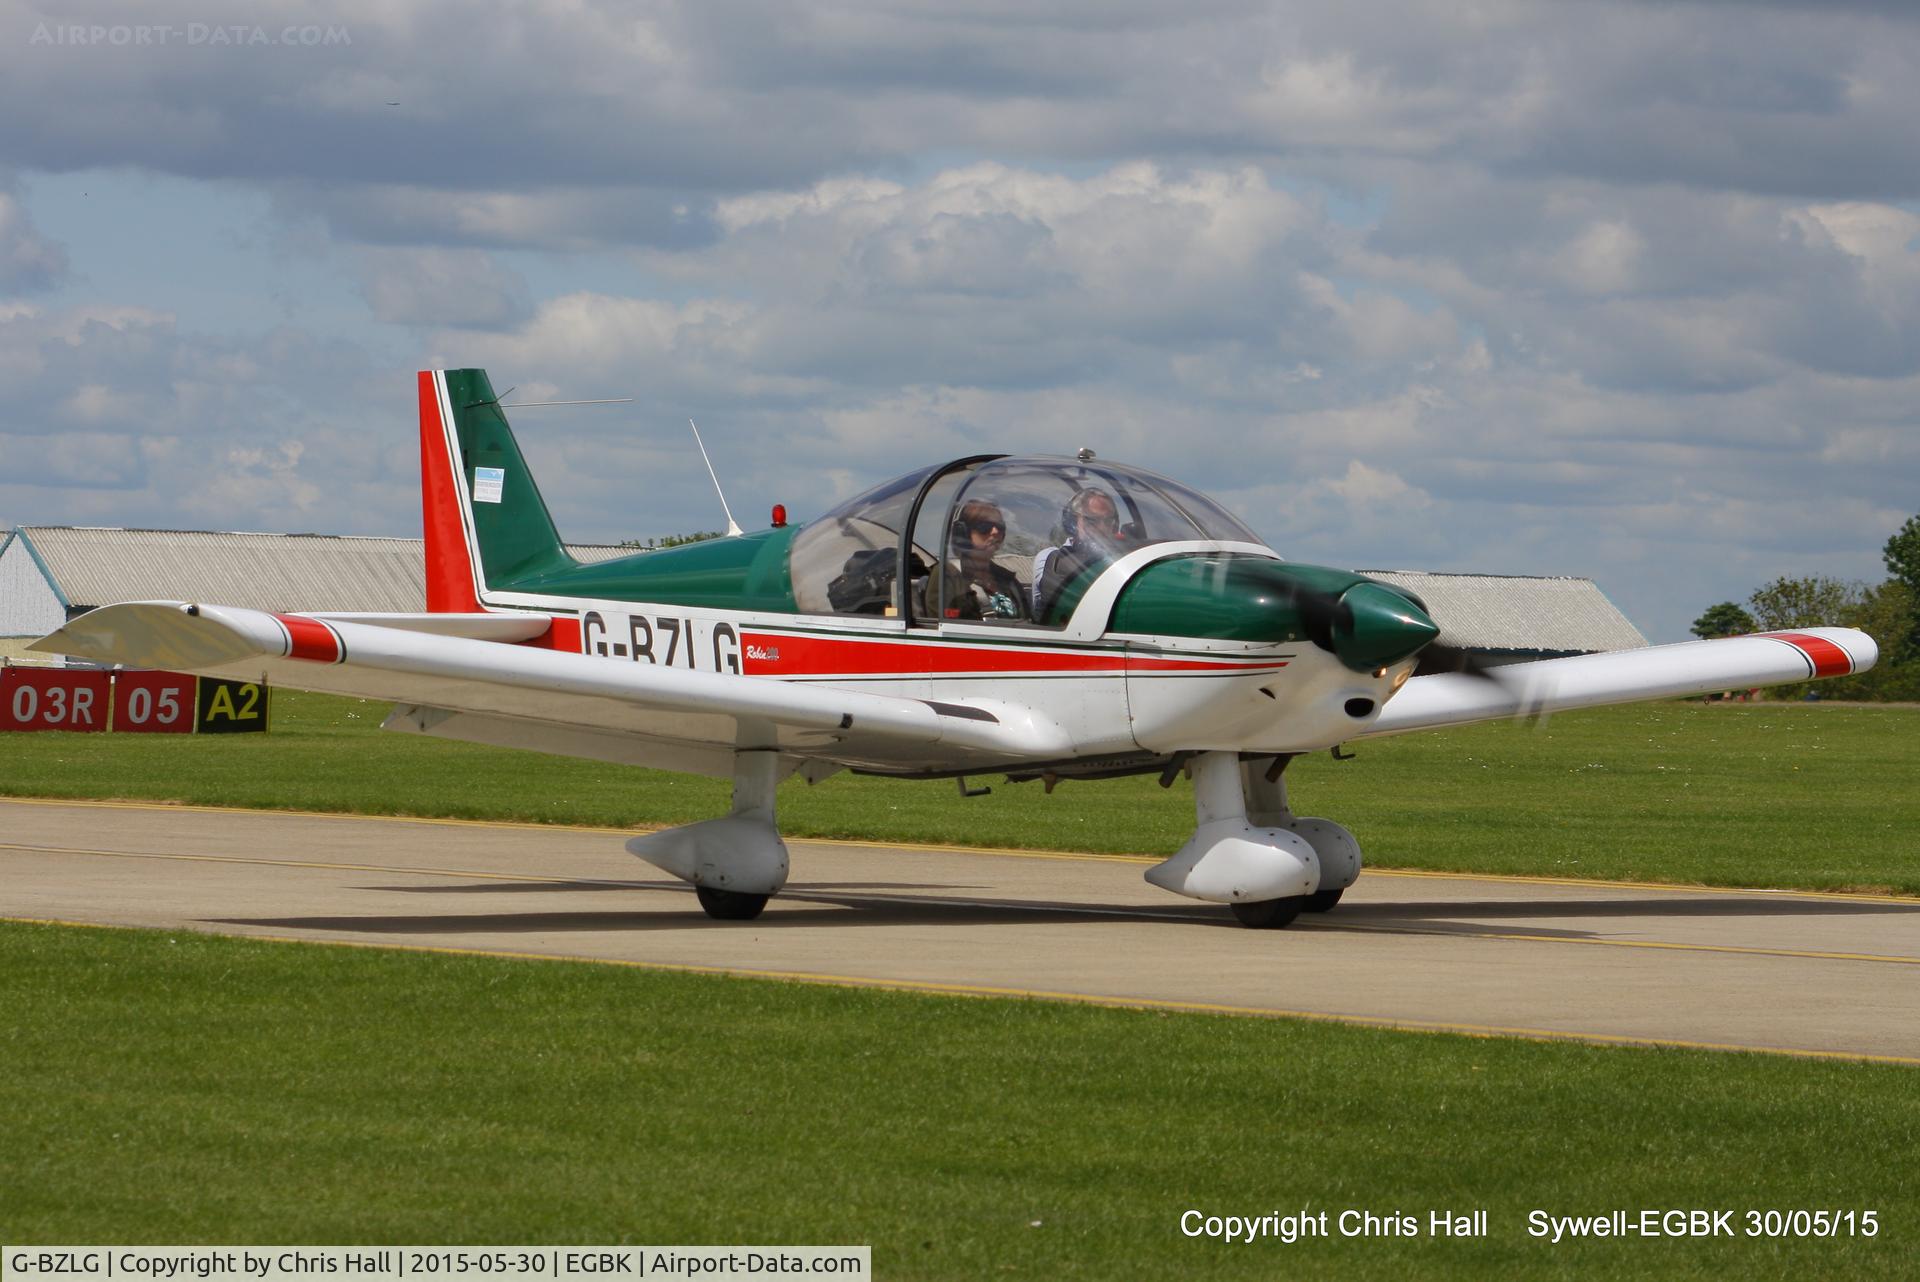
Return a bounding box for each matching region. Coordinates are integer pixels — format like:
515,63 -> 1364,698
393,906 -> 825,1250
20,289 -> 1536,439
3,0 -> 1916,641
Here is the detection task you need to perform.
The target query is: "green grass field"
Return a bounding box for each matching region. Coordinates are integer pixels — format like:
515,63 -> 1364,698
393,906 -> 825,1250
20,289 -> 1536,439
3,691 -> 1915,893
2,920 -> 1914,1279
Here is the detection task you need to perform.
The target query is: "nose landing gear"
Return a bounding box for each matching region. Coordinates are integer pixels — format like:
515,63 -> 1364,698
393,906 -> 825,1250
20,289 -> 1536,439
1145,751 -> 1365,928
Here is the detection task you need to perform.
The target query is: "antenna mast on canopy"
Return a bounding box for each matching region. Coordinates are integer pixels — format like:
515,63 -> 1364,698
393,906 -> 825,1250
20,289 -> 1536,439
689,418 -> 744,537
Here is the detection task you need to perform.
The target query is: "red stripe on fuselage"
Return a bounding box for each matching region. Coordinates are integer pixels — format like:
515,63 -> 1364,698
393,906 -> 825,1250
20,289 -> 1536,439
1128,654 -> 1287,674
737,630 -> 1285,678
1760,632 -> 1854,678
419,370 -> 481,613
275,614 -> 343,663
523,616 -> 583,653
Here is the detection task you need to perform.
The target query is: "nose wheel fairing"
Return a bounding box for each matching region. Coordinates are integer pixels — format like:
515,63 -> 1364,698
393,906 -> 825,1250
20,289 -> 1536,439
1145,752 -> 1364,927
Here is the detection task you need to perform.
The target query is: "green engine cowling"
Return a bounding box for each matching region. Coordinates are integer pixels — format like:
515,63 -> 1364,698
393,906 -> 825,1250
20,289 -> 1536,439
1108,555 -> 1440,672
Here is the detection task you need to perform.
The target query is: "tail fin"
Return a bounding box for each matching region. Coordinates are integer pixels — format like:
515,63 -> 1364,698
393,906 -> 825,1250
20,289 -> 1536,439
418,368 -> 574,611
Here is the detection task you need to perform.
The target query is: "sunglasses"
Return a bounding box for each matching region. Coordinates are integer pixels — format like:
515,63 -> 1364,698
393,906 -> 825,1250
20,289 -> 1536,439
966,518 -> 1005,535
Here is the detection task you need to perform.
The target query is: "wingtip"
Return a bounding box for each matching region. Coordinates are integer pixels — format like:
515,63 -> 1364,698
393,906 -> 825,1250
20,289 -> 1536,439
1841,627 -> 1879,675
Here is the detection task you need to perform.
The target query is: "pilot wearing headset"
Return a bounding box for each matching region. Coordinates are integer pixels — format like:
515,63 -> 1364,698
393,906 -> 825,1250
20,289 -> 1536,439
944,499 -> 1028,621
1032,487 -> 1124,622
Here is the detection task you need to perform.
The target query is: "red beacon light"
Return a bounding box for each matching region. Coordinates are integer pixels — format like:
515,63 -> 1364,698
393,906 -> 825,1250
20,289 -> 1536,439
771,504 -> 787,528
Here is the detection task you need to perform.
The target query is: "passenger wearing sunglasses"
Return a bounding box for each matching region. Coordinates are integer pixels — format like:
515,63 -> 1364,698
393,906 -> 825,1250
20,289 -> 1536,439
943,500 -> 1028,621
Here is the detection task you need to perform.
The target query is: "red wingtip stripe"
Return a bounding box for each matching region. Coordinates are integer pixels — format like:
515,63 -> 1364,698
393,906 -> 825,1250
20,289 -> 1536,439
275,614 -> 344,664
1760,631 -> 1854,678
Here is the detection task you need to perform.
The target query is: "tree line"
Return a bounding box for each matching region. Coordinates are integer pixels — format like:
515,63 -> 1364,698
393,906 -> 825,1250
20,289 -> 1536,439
1690,513 -> 1920,701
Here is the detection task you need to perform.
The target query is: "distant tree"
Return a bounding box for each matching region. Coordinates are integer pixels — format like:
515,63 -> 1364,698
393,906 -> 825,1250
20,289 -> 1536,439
1883,513 -> 1920,658
616,530 -> 726,552
1885,513 -> 1920,591
1747,576 -> 1861,632
659,530 -> 725,549
1690,601 -> 1756,639
1804,579 -> 1920,702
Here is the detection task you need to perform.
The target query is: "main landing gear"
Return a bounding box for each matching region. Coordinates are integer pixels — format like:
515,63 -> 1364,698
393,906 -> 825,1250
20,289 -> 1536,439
627,750 -> 787,922
631,747 -> 1360,930
1144,751 -> 1363,929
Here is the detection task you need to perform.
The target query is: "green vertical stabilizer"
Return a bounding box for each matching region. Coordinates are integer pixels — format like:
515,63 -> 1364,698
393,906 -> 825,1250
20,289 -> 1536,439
442,368 -> 576,588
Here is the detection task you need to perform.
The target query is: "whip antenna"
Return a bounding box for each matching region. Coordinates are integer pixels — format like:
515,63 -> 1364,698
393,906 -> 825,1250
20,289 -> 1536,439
498,397 -> 636,408
689,418 -> 744,537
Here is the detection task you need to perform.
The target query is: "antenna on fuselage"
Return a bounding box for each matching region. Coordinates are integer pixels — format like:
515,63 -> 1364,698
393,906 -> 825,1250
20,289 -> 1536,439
497,397 -> 637,408
689,418 -> 744,538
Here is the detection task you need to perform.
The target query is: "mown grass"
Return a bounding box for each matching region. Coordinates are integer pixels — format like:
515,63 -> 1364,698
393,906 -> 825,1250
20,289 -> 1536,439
1,920 -> 1914,1279
3,692 -> 1915,894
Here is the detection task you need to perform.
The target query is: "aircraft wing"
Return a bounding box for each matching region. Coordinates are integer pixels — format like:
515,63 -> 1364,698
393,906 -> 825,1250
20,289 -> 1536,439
30,602 -> 1071,776
1363,628 -> 1878,738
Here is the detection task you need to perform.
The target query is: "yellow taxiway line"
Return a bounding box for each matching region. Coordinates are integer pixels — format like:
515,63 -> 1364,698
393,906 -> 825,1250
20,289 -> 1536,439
6,794 -> 1916,904
8,838 -> 1920,970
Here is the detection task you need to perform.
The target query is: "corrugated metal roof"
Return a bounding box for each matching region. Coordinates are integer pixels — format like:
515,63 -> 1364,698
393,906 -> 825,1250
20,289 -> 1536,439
567,544 -> 633,565
18,528 -> 631,614
1359,569 -> 1646,655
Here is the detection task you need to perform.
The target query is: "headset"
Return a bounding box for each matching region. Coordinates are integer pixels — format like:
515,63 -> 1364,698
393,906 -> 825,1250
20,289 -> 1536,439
953,501 -> 1009,546
1060,487 -> 1118,539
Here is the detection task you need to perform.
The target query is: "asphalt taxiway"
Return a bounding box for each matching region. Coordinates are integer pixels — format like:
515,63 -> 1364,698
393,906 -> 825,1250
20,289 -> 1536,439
6,796 -> 1919,1063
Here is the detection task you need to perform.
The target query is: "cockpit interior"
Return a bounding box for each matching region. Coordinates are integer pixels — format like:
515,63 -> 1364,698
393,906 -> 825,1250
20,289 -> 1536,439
788,455 -> 1260,627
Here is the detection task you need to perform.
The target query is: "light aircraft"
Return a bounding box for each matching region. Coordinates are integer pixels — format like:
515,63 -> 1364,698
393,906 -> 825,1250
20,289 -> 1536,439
34,369 -> 1879,928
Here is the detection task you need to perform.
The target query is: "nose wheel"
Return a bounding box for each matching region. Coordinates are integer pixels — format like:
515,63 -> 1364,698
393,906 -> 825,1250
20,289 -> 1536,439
1230,896 -> 1308,929
696,885 -> 771,921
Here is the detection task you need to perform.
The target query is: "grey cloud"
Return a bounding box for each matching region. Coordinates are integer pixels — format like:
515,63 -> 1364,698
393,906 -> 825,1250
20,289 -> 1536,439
448,164 -> 1425,400
1354,175 -> 1920,389
5,0 -> 1919,240
427,157 -> 1906,611
354,248 -> 531,329
0,301 -> 415,534
277,183 -> 719,252
4,431 -> 148,488
0,181 -> 66,292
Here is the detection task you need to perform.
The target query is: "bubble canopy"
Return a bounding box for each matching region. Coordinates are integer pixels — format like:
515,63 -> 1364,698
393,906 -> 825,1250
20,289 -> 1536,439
788,454 -> 1263,624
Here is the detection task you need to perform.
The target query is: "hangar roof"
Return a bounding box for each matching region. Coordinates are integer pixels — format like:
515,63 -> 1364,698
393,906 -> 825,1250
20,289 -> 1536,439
1358,569 -> 1647,656
13,527 -> 628,615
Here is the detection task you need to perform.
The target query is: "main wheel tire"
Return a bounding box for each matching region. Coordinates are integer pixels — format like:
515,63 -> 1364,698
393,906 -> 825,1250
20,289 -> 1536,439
696,885 -> 770,921
1303,887 -> 1345,912
1229,895 -> 1306,929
